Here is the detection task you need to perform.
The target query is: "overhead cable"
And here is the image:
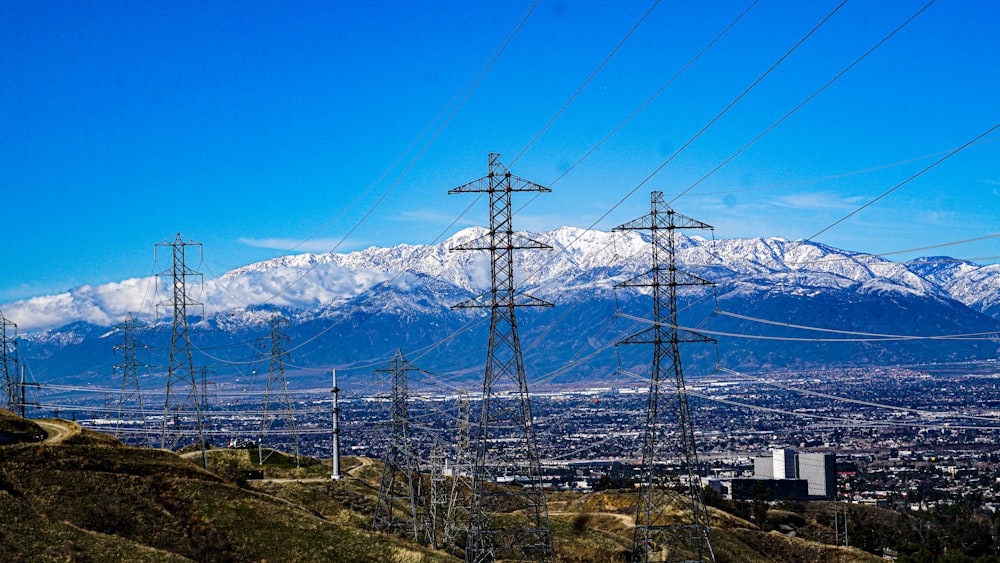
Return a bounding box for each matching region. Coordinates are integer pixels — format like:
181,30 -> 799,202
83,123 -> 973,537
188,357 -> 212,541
667,0 -> 938,205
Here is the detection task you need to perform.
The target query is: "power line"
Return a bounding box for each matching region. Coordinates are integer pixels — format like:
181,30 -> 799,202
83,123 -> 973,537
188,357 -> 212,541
540,0 -> 760,191
690,390 -> 1000,432
615,311 -> 1000,343
664,136 -> 998,200
715,310 -> 1000,340
618,368 -> 1000,431
667,0 -> 938,205
807,121 -> 1000,242
254,1 -> 542,310
509,0 -> 662,167
635,0 -> 848,206
717,367 -> 1000,423
171,1 -> 539,333
508,1 -> 848,327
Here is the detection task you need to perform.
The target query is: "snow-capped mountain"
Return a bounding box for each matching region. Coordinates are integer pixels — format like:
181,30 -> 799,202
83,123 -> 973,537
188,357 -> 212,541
10,226 -> 1000,386
906,257 -> 1000,318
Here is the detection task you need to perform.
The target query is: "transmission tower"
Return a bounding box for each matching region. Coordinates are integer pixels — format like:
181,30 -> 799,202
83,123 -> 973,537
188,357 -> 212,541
450,153 -> 554,563
444,393 -> 473,549
113,312 -> 150,446
429,443 -> 447,550
614,192 -> 716,563
258,313 -> 299,467
0,311 -> 20,416
155,233 -> 207,468
373,349 -> 431,544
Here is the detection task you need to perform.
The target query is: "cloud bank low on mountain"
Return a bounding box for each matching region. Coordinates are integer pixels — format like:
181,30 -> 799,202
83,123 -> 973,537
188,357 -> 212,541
6,263 -> 393,332
3,277 -> 156,331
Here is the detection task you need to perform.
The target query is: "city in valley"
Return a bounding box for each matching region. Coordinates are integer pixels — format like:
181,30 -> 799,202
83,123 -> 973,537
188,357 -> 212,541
51,361 -> 1000,514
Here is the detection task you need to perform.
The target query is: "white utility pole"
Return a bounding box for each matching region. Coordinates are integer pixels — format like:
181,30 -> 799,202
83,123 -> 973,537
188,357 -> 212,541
331,369 -> 342,480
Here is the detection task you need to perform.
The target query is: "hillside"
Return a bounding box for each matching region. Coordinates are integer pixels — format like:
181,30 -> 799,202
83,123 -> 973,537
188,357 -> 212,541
0,420 -> 454,562
0,409 -> 46,444
0,413 -> 892,562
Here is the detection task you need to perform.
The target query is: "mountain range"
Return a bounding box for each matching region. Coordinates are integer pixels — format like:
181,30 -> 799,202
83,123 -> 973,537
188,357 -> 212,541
8,226 -> 1000,389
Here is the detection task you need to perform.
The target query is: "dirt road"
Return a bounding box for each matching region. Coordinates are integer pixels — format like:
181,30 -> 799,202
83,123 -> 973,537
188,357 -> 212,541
34,419 -> 79,445
550,510 -> 634,527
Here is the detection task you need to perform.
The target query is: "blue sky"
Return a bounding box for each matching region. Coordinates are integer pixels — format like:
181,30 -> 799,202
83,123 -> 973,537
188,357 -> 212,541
2,0 -> 998,304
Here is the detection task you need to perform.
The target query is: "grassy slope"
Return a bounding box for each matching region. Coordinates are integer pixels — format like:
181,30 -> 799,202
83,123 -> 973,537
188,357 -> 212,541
0,430 -> 453,562
0,416 -> 887,562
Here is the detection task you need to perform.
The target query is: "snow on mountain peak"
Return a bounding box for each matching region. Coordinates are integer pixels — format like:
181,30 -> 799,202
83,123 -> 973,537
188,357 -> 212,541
4,226 -> 999,332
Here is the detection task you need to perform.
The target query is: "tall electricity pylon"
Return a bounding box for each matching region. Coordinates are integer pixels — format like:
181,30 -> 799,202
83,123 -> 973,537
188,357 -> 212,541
258,313 -> 299,467
614,192 -> 716,563
155,233 -> 207,468
450,153 -> 554,563
113,312 -> 150,446
0,311 -> 19,415
373,349 -> 431,544
444,393 -> 473,549
429,443 -> 447,549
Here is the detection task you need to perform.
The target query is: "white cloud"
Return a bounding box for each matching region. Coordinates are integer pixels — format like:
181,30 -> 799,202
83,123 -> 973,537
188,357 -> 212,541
238,237 -> 368,253
391,209 -> 477,225
5,259 -> 394,332
203,263 -> 387,312
3,277 -> 158,331
768,192 -> 865,210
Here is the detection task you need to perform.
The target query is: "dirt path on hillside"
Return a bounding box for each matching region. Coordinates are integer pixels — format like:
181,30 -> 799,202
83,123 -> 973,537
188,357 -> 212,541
347,456 -> 373,477
35,419 -> 78,445
550,510 -> 634,527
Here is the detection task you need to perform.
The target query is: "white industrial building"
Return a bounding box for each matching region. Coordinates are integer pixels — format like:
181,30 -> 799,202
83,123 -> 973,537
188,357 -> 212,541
750,448 -> 836,500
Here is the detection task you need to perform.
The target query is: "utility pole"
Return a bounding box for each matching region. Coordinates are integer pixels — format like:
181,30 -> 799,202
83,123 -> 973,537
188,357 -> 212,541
0,311 -> 18,415
258,313 -> 299,467
372,349 -> 430,544
200,366 -> 214,446
18,365 -> 26,418
843,498 -> 849,548
155,233 -> 207,468
331,369 -> 342,480
614,192 -> 716,563
450,153 -> 554,562
17,365 -> 39,419
113,312 -> 150,446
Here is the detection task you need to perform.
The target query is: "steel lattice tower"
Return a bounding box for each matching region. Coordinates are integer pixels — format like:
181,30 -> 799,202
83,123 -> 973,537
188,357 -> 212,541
155,233 -> 207,468
429,444 -> 447,549
444,394 -> 472,549
373,349 -> 431,544
614,192 -> 716,563
450,153 -> 554,563
113,312 -> 150,446
258,313 -> 300,467
0,311 -> 19,415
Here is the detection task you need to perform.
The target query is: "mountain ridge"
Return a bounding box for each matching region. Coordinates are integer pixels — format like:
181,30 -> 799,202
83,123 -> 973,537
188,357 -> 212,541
7,227 -> 1000,384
